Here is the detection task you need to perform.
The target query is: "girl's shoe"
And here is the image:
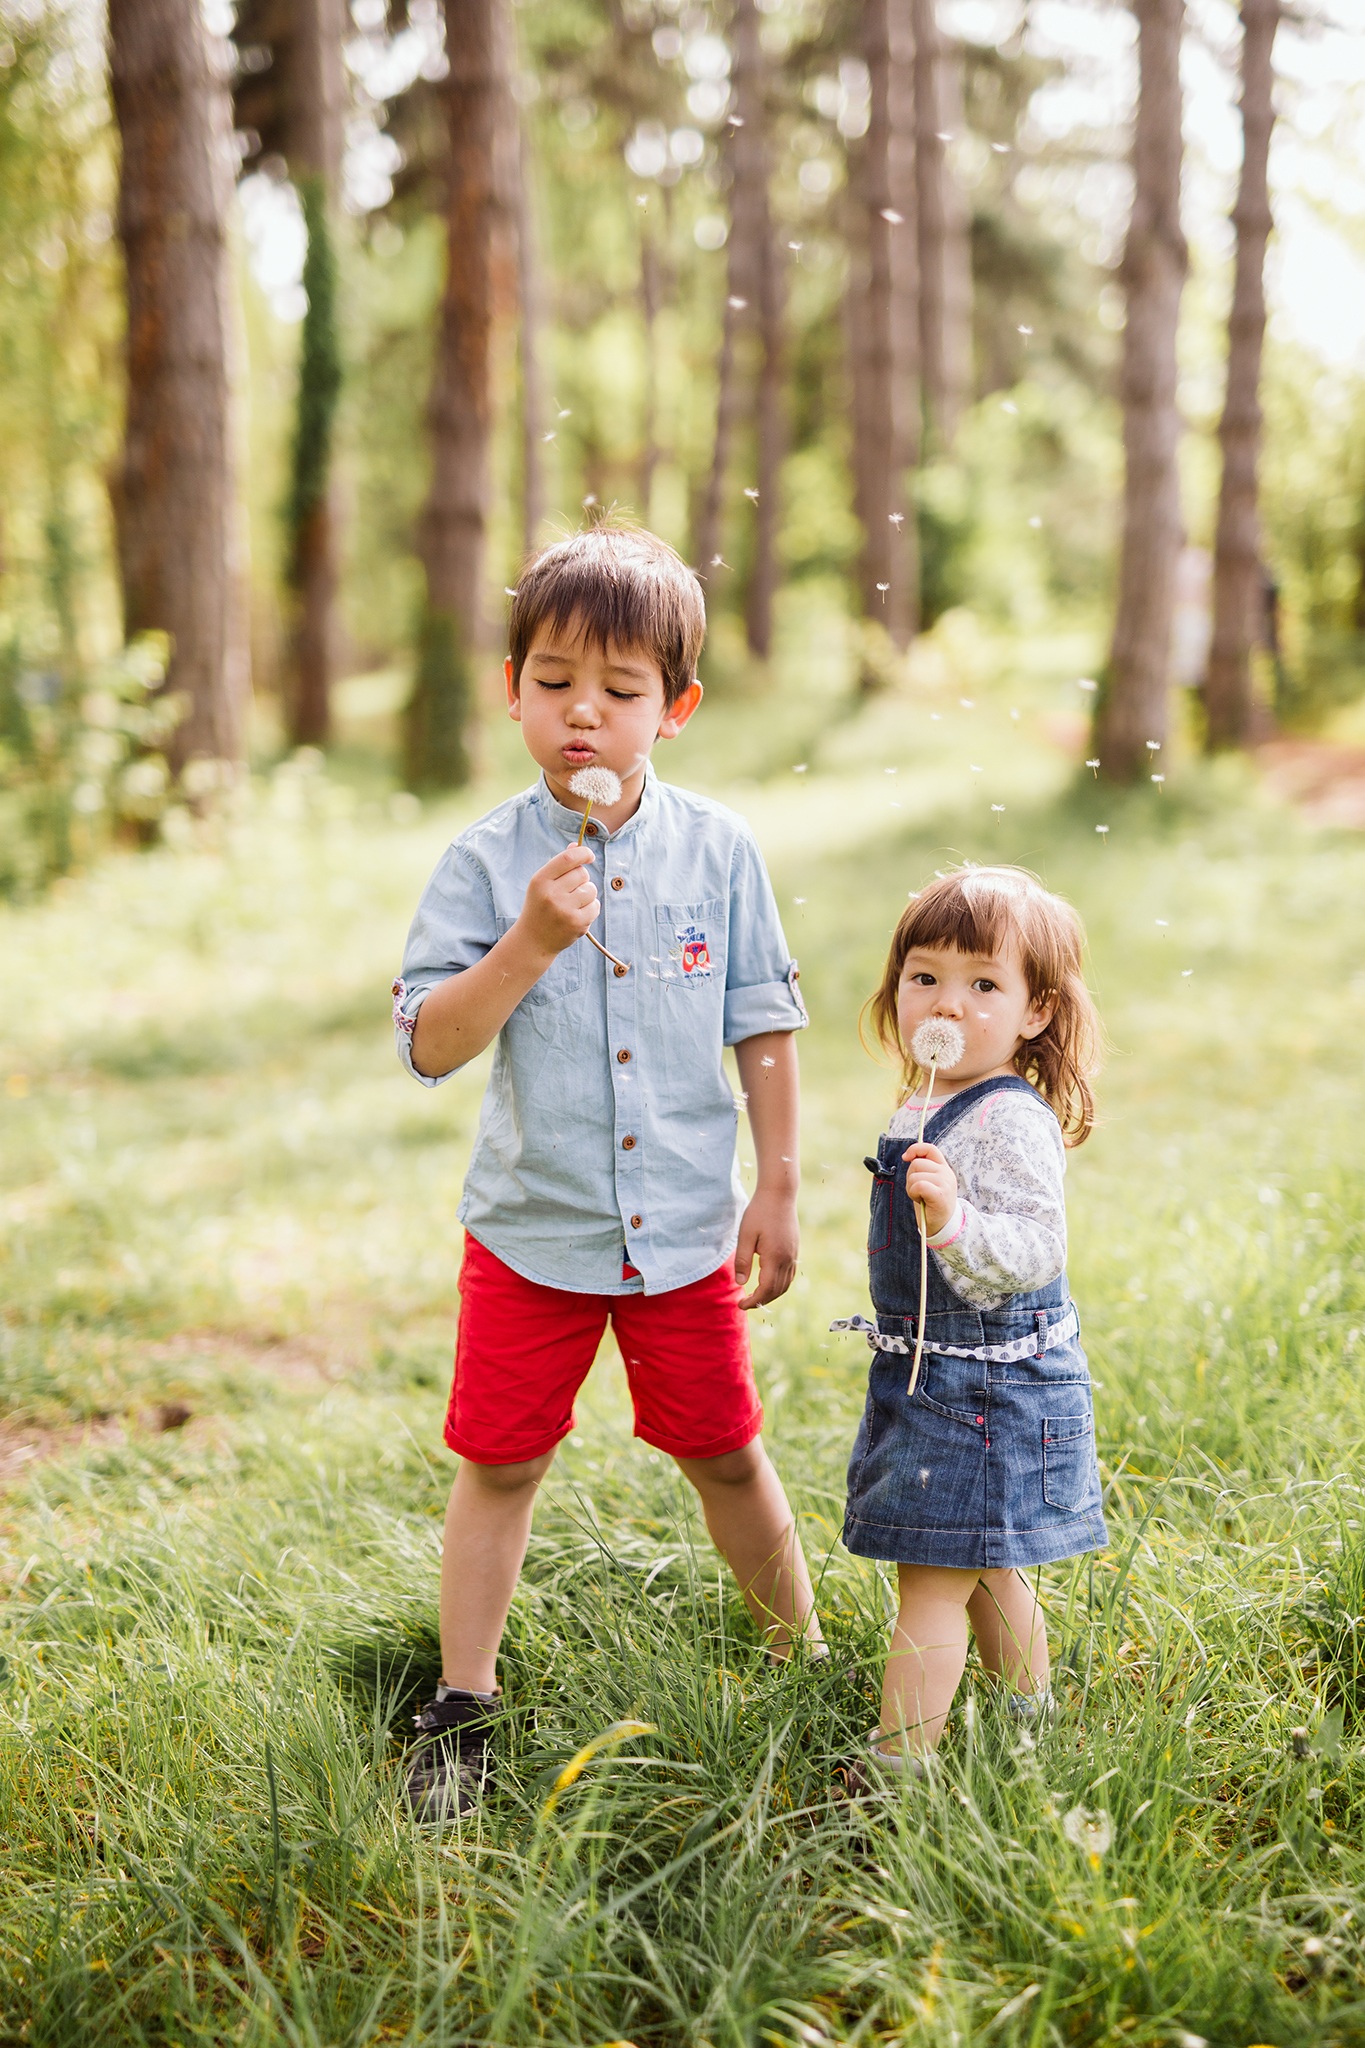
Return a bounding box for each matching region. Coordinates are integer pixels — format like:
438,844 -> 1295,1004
404,1686 -> 499,1821
1004,1686 -> 1056,1727
832,1731 -> 928,1800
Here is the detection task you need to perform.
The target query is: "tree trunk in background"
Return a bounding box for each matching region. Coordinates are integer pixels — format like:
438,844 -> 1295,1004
913,0 -> 972,451
110,0 -> 247,769
408,0 -> 503,791
285,0 -> 346,749
1094,0 -> 1187,783
638,208 -> 660,527
694,0 -> 783,657
850,0 -> 919,653
1204,0 -> 1280,751
517,105 -> 548,556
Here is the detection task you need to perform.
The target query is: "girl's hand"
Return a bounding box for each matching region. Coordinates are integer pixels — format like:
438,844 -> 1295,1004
901,1143 -> 958,1237
516,845 -> 599,959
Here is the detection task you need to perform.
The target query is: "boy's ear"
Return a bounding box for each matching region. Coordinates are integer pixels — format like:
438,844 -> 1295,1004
504,655 -> 520,720
657,677 -> 703,740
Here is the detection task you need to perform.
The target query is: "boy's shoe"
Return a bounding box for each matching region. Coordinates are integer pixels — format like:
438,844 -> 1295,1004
404,1686 -> 499,1822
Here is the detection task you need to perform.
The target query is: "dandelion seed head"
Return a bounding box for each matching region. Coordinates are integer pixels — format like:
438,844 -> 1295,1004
911,1018 -> 966,1070
1062,1804 -> 1113,1860
568,767 -> 623,807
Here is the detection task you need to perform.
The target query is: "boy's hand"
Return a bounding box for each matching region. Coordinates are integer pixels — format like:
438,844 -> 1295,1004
735,1189 -> 799,1310
901,1143 -> 958,1238
515,845 -> 599,960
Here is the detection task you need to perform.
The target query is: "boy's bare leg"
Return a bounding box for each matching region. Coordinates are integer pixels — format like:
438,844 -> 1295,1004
878,1563 -> 978,1755
439,1450 -> 556,1692
674,1439 -> 824,1659
966,1566 -> 1050,1696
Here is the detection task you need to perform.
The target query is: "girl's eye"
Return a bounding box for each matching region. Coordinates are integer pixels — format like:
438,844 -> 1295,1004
972,979 -> 998,993
908,973 -> 936,987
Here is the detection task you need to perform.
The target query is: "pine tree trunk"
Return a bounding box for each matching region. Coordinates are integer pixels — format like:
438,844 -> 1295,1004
851,0 -> 919,652
913,0 -> 971,451
1204,0 -> 1279,751
284,0 -> 346,750
1094,0 -> 1188,784
517,106 -> 547,555
694,0 -> 778,638
109,0 -> 247,768
408,0 -> 503,790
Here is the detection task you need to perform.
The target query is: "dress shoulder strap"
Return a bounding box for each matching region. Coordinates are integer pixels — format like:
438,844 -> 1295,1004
921,1073 -> 1054,1145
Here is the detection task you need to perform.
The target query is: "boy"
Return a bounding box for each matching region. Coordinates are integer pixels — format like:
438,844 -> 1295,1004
393,523 -> 824,1818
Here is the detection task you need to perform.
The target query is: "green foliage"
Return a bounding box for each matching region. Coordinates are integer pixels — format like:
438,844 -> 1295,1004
0,632 -> 180,898
286,178 -> 343,585
404,604 -> 473,790
4,625 -> 1365,2037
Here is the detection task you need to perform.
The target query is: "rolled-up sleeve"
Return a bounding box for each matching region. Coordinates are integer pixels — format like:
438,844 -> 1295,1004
721,827 -> 808,1045
392,843 -> 497,1085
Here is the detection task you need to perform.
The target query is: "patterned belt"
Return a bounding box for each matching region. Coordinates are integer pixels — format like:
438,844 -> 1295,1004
829,1305 -> 1079,1365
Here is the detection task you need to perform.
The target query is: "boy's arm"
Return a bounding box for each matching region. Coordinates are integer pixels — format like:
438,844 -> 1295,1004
411,844 -> 598,1077
733,1031 -> 800,1310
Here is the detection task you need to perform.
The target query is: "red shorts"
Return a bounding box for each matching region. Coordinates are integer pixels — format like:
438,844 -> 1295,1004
445,1233 -> 763,1465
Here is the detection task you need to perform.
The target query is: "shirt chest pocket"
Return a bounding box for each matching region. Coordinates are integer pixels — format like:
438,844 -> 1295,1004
653,899 -> 726,992
494,916 -> 587,1010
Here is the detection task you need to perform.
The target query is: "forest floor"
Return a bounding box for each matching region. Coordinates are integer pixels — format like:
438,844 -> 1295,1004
4,605 -> 1365,2044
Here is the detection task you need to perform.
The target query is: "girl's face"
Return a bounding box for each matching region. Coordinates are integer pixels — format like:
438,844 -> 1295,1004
896,940 -> 1055,1092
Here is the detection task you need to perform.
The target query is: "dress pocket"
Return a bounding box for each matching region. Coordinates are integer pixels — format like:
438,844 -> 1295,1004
1042,1414 -> 1098,1511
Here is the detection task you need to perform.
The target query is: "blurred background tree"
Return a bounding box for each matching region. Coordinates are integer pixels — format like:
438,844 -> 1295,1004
0,0 -> 1362,872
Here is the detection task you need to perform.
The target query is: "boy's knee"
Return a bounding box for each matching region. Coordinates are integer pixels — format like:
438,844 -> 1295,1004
674,1439 -> 767,1490
460,1449 -> 556,1494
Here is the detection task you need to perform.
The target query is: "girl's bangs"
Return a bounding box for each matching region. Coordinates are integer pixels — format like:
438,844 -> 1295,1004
900,877 -> 1019,965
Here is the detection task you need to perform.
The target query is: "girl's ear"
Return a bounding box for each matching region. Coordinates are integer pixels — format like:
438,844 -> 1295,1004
1020,993 -> 1057,1043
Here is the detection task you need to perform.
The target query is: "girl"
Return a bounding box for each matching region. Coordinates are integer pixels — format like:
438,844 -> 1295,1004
837,865 -> 1106,1780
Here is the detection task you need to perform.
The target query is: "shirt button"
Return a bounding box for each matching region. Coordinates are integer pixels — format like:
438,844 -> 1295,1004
617,1048 -> 631,1063
630,1214 -> 643,1229
621,1134 -> 636,1150
585,822 -> 599,836
610,876 -> 624,891
613,962 -> 628,978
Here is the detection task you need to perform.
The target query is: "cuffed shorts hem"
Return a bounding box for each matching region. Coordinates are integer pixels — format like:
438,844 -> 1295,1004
443,1420 -> 574,1466
635,1406 -> 764,1462
841,1511 -> 1108,1569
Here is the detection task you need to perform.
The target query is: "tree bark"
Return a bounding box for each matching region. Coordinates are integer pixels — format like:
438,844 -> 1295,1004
408,0 -> 503,790
913,0 -> 971,451
850,0 -> 919,652
1204,0 -> 1279,751
693,0 -> 784,656
517,105 -> 548,555
1094,0 -> 1188,783
110,0 -> 247,768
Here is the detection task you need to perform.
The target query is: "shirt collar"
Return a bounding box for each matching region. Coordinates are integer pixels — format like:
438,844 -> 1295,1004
533,766 -> 658,844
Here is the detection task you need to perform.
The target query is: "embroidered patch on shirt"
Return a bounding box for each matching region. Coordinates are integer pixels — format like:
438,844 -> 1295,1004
677,924 -> 713,979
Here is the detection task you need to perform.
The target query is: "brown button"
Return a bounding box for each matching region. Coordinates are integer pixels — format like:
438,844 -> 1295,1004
613,962 -> 628,978
621,1134 -> 636,1150
585,822 -> 599,836
630,1214 -> 642,1230
617,1047 -> 631,1063
610,876 -> 624,891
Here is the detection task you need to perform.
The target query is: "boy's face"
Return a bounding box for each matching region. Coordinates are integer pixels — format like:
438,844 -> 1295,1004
505,615 -> 703,815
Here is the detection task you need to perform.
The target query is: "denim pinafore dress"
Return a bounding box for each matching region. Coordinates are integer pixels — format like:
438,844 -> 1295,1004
841,1076 -> 1108,1570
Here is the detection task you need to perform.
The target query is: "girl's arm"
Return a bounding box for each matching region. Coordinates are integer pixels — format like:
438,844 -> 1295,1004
906,1095 -> 1067,1299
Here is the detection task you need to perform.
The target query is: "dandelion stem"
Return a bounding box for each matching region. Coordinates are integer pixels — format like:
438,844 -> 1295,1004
909,1059 -> 939,1398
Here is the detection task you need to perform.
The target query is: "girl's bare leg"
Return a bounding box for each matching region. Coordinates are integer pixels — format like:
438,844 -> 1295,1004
967,1567 -> 1050,1695
674,1438 -> 825,1659
878,1563 -> 979,1755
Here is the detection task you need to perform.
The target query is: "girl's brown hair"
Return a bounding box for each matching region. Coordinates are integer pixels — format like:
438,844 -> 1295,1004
867,865 -> 1101,1146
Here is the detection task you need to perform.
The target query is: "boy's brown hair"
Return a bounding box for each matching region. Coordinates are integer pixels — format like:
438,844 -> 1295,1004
507,522 -> 706,708
867,864 -> 1101,1147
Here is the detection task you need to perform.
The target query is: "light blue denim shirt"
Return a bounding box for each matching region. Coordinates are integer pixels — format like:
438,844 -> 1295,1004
393,770 -> 807,1295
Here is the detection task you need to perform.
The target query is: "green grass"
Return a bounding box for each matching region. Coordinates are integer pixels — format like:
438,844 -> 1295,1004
4,605 -> 1365,2042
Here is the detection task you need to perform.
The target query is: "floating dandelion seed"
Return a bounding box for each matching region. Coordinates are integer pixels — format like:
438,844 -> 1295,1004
880,207 -> 903,223
1152,773 -> 1165,788
905,1018 -> 967,1396
889,512 -> 904,526
568,768 -> 629,973
743,487 -> 759,500
583,493 -> 598,508
542,431 -> 556,441
991,804 -> 1005,815
876,582 -> 890,598
1096,824 -> 1109,840
558,407 -> 572,418
1086,758 -> 1100,776
1155,918 -> 1168,927
1077,677 -> 1098,693
793,762 -> 808,774
1062,1804 -> 1113,1868
504,587 -> 520,597
727,294 -> 748,309
1018,323 -> 1033,336
1146,739 -> 1161,751
1028,516 -> 1042,529
1001,400 -> 1018,415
